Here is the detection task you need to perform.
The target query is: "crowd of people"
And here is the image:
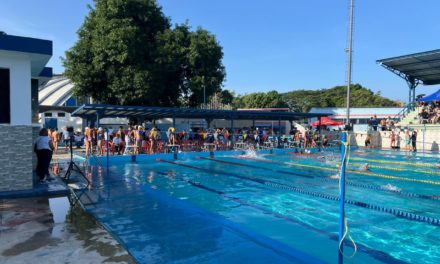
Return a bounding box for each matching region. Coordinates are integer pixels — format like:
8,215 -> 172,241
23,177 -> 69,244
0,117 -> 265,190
365,128 -> 418,152
367,115 -> 396,131
418,101 -> 440,124
52,125 -> 329,158
35,124 -> 339,159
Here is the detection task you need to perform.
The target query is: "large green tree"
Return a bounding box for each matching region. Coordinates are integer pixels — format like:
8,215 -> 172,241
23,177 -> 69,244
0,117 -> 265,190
282,84 -> 399,112
64,0 -> 225,107
231,84 -> 399,111
234,90 -> 287,109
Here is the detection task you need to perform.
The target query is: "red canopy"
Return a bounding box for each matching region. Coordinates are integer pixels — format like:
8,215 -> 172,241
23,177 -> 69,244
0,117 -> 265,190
311,116 -> 344,126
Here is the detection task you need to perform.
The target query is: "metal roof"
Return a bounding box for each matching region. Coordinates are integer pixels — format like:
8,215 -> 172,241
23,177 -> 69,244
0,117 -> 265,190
377,49 -> 440,85
72,104 -> 328,121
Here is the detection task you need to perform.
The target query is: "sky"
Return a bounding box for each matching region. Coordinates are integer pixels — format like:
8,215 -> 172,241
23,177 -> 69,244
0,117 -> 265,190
1,0 -> 440,102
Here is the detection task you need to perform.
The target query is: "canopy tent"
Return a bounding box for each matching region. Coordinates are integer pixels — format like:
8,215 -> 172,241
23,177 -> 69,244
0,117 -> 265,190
420,89 -> 440,102
310,116 -> 344,126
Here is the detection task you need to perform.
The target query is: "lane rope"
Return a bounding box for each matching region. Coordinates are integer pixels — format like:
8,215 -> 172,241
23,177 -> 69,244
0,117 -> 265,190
203,156 -> 440,201
156,158 -> 440,227
240,157 -> 440,186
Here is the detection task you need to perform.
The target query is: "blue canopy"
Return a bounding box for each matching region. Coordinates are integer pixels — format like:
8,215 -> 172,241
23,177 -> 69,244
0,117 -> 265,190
420,89 -> 440,102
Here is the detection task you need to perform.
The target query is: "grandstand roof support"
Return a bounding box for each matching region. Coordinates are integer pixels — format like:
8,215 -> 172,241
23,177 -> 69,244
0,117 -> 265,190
96,112 -> 100,128
406,77 -> 418,110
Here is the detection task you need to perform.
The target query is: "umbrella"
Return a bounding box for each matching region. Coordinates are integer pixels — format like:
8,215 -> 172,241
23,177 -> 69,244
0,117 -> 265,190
311,116 -> 344,126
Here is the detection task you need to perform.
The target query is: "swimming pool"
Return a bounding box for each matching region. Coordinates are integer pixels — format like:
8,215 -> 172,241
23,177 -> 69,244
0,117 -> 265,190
76,148 -> 440,263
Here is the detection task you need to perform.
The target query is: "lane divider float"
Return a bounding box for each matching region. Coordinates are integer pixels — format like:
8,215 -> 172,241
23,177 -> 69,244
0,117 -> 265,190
156,158 -> 440,227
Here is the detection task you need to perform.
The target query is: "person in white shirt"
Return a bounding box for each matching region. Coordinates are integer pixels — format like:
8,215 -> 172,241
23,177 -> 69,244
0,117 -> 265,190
63,127 -> 70,150
34,128 -> 54,182
112,134 -> 122,155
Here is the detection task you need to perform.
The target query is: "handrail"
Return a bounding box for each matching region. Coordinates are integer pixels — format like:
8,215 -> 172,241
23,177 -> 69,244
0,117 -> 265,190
393,102 -> 417,123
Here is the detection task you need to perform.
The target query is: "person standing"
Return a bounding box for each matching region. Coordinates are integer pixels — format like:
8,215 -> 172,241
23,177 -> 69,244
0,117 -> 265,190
390,131 -> 396,148
51,128 -> 59,154
411,130 -> 418,152
372,115 -> 378,131
63,127 -> 70,151
34,128 -> 54,182
404,129 -> 411,151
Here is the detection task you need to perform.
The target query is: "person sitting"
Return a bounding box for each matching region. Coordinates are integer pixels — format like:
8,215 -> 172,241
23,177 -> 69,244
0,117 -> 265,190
74,132 -> 84,148
419,110 -> 429,124
322,136 -> 329,147
112,134 -> 122,155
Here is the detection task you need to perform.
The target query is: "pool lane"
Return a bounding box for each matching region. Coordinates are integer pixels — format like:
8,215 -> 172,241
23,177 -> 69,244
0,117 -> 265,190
157,159 -> 440,227
77,169 -> 324,264
79,152 -> 440,264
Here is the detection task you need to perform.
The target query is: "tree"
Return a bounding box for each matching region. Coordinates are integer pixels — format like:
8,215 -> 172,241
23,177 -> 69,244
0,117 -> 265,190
63,0 -> 225,107
282,84 -> 399,112
219,89 -> 234,105
235,90 -> 287,109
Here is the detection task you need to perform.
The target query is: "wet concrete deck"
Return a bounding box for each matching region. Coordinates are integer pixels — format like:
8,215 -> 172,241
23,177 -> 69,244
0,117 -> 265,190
0,197 -> 136,264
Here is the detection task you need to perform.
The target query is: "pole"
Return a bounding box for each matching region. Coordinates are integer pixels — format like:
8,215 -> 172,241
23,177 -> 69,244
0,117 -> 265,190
96,112 -> 100,128
203,85 -> 206,108
346,0 -> 355,128
106,129 -> 109,175
338,131 -> 348,264
319,117 -> 322,149
422,125 -> 425,153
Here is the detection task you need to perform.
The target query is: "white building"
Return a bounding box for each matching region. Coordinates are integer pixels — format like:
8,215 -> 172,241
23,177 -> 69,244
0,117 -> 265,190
0,33 -> 52,192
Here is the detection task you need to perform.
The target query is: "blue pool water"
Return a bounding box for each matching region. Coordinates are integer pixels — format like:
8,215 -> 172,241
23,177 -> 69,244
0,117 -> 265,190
77,148 -> 440,263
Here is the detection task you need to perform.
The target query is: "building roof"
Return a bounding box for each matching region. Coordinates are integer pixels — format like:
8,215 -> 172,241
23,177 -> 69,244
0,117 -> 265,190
309,107 -> 402,119
72,104 -> 328,121
377,49 -> 440,85
39,76 -> 75,106
0,33 -> 52,78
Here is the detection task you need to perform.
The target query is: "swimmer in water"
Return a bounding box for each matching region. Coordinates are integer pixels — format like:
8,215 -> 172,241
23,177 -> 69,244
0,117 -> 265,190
363,163 -> 369,171
329,173 -> 340,179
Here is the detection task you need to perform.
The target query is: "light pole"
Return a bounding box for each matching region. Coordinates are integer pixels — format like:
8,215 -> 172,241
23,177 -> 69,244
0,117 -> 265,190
345,0 -> 355,128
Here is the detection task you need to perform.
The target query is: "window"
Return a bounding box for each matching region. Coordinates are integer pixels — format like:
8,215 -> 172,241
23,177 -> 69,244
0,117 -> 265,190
58,112 -> 66,117
44,112 -> 52,117
0,68 -> 10,123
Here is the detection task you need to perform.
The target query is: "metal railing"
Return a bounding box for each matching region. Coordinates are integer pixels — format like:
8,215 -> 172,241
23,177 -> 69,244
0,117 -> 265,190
393,102 -> 417,123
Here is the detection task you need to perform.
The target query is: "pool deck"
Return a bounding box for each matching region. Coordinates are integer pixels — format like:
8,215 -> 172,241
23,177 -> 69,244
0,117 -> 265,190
0,176 -> 70,200
0,150 -> 136,263
0,196 -> 136,263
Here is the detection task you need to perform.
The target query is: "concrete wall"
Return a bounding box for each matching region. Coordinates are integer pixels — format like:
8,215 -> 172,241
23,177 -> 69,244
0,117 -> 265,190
0,125 -> 34,192
0,54 -> 31,125
0,54 -> 34,192
322,129 -> 440,153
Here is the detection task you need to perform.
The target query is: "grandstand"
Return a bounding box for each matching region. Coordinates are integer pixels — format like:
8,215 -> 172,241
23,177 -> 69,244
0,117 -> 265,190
377,49 -> 440,128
